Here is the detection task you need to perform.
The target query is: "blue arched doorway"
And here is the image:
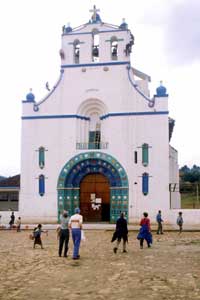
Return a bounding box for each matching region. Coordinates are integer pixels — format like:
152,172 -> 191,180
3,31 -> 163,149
57,152 -> 129,223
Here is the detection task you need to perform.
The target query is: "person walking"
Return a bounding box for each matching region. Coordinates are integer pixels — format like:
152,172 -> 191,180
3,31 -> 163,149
137,212 -> 152,249
156,210 -> 164,234
16,217 -> 21,232
177,211 -> 183,234
58,211 -> 70,257
111,212 -> 128,253
9,212 -> 15,229
69,208 -> 83,260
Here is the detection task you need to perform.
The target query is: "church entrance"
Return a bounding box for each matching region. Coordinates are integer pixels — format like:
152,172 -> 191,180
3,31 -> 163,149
57,152 -> 129,223
80,173 -> 110,222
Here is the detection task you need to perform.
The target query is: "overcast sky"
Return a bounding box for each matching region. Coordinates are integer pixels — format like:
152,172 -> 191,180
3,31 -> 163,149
0,0 -> 199,176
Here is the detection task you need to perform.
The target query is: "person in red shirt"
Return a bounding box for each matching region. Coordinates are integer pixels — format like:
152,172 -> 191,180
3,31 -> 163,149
137,212 -> 152,249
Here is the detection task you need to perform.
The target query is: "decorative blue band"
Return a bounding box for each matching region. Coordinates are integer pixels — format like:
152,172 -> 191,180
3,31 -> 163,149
154,94 -> 169,98
100,111 -> 169,120
63,29 -> 128,37
61,61 -> 130,68
22,114 -> 90,120
127,66 -> 155,107
32,69 -> 64,111
0,186 -> 20,190
22,111 -> 168,121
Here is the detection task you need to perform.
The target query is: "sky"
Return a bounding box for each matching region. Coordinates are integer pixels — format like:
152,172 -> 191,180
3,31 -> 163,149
0,0 -> 199,176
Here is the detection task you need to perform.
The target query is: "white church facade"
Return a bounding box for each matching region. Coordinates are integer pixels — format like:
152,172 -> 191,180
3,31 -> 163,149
19,7 -> 181,224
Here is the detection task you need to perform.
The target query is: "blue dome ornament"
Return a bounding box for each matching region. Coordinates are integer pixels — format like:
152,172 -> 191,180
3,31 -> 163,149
64,22 -> 72,33
26,89 -> 35,102
120,18 -> 128,30
156,81 -> 167,97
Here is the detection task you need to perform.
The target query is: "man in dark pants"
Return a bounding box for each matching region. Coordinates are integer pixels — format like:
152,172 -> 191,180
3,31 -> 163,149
9,212 -> 15,229
59,211 -> 70,257
112,212 -> 128,253
156,210 -> 163,234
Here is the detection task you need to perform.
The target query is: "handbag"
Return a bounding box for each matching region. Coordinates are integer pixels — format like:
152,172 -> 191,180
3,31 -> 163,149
81,230 -> 86,241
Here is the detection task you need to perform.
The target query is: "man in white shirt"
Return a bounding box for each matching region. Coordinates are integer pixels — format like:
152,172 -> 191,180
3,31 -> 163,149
69,208 -> 83,259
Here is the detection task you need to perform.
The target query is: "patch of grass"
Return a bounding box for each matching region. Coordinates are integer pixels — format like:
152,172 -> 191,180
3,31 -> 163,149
181,194 -> 200,209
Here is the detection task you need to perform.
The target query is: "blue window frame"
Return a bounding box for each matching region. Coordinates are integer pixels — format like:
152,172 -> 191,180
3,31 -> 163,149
39,175 -> 45,196
142,172 -> 149,196
142,143 -> 149,166
39,147 -> 45,169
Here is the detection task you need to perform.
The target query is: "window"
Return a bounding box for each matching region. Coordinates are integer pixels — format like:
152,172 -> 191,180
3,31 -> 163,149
92,29 -> 99,62
88,114 -> 101,149
74,40 -> 80,64
142,143 -> 149,166
39,175 -> 45,196
39,147 -> 45,169
89,129 -> 101,149
134,151 -> 137,164
111,37 -> 118,60
142,173 -> 149,196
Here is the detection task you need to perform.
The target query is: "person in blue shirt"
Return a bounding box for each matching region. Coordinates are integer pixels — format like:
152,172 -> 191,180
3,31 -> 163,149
177,211 -> 183,234
156,210 -> 164,234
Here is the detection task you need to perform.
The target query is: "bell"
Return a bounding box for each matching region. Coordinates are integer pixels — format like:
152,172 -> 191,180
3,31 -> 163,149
112,47 -> 117,56
93,46 -> 99,57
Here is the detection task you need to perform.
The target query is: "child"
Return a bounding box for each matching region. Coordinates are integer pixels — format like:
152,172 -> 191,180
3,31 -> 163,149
16,217 -> 21,232
137,212 -> 152,249
177,211 -> 183,234
33,224 -> 48,249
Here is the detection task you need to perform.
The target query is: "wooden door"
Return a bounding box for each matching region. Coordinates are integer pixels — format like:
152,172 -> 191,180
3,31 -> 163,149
80,173 -> 110,222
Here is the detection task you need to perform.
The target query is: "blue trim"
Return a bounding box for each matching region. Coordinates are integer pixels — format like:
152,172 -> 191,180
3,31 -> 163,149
61,61 -> 130,68
127,66 -> 155,107
100,111 -> 169,120
32,69 -> 64,111
0,186 -> 20,190
154,94 -> 169,98
63,29 -> 128,37
22,114 -> 90,120
22,111 -> 168,121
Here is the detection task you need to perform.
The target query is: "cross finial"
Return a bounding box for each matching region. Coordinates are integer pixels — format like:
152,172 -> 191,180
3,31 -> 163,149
89,5 -> 100,22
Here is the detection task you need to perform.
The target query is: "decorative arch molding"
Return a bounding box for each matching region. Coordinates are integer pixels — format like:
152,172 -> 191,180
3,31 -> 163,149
77,98 -> 108,116
76,98 -> 108,147
57,152 -> 129,223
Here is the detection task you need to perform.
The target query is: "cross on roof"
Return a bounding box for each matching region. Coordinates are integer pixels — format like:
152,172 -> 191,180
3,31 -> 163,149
89,5 -> 100,22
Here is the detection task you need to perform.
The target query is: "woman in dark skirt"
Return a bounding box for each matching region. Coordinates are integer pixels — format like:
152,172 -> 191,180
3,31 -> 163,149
137,212 -> 152,249
33,224 -> 47,249
111,212 -> 128,253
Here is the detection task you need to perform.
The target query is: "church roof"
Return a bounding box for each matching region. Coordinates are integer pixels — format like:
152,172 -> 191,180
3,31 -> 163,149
62,6 -> 130,35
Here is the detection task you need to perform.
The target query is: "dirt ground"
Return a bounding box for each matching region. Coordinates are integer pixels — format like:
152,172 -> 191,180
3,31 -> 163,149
0,229 -> 200,300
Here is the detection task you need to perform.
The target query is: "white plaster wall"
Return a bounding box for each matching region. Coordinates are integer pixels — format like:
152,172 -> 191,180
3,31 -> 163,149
21,62 -> 170,222
61,23 -> 132,65
169,145 -> 181,209
20,21 -> 180,224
